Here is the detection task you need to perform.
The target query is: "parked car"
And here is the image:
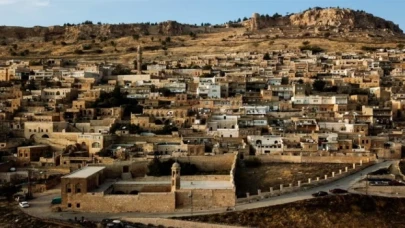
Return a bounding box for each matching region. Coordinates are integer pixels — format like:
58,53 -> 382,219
51,197 -> 62,205
312,191 -> 328,197
19,201 -> 30,208
329,188 -> 348,194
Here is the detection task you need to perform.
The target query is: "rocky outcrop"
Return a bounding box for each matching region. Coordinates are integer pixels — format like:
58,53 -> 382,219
0,23 -> 151,42
246,7 -> 403,34
158,20 -> 188,36
0,20 -> 188,43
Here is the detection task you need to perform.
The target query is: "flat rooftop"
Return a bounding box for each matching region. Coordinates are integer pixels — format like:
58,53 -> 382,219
63,166 -> 105,179
18,145 -> 48,148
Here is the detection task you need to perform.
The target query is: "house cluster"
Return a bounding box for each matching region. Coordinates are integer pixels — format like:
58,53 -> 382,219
0,47 -> 404,174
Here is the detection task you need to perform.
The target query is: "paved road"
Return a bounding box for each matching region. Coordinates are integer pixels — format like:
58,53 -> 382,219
22,160 -> 395,222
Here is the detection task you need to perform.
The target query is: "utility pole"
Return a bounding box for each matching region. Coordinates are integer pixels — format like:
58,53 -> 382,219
366,174 -> 368,196
189,192 -> 193,216
27,168 -> 32,199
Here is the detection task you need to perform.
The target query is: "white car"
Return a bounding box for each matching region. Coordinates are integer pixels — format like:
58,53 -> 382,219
19,201 -> 30,208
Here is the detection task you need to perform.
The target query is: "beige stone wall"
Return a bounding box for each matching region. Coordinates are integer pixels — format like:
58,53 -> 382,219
361,186 -> 405,195
64,192 -> 175,213
258,154 -> 375,164
134,175 -> 230,182
113,183 -> 171,193
92,161 -> 149,178
175,189 -> 235,209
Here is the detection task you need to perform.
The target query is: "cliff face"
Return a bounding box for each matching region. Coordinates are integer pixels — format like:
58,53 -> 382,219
0,21 -> 187,42
158,20 -> 188,36
246,8 -> 403,34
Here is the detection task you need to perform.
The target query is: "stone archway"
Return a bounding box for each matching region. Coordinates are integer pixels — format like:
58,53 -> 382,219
42,134 -> 49,138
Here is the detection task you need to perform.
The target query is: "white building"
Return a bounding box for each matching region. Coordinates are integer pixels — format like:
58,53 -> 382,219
247,135 -> 284,155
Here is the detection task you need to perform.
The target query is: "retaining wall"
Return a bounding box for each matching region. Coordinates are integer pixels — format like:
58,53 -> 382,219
257,154 -> 375,164
122,217 -> 241,228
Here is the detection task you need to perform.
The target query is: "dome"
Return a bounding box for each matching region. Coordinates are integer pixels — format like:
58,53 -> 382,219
172,162 -> 181,169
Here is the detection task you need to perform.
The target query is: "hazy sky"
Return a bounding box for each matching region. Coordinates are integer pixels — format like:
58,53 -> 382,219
0,0 -> 404,30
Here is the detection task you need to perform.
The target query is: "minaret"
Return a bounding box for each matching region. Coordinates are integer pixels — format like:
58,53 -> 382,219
171,162 -> 181,192
137,45 -> 142,74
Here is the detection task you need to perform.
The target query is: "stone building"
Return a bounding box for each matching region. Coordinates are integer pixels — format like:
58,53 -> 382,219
17,145 -> 50,166
59,161 -> 236,213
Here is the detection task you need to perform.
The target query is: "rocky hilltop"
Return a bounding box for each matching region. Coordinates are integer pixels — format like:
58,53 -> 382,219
0,7 -> 402,44
0,21 -> 189,43
245,7 -> 403,35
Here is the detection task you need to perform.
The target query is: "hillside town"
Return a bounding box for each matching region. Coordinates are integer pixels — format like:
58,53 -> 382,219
1,43 -> 405,223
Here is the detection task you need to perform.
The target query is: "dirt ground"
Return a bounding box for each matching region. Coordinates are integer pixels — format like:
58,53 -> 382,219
235,163 -> 349,197
0,201 -> 77,228
0,201 -> 160,228
181,194 -> 405,228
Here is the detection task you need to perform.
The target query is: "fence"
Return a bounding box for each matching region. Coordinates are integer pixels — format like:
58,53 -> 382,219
237,159 -> 373,204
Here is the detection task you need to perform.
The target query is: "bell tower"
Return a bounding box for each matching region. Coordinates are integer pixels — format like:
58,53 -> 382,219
171,162 -> 181,192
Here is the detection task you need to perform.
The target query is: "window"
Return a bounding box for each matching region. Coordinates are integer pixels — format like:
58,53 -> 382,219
76,203 -> 80,208
77,188 -> 81,193
68,203 -> 71,208
67,188 -> 71,193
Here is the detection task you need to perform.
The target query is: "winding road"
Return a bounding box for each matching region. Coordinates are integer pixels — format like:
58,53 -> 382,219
22,160 -> 395,222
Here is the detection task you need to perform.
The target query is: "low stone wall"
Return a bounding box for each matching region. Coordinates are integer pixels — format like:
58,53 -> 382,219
134,175 -> 230,182
237,160 -> 373,204
122,218 -> 241,228
362,186 -> 405,196
258,154 -> 375,164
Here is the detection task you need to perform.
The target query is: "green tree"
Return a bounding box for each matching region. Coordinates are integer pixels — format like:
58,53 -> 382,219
302,41 -> 310,46
313,79 -> 326,92
147,157 -> 163,176
263,52 -> 271,60
165,37 -> 171,43
0,183 -> 21,200
281,77 -> 289,85
132,34 -> 140,40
